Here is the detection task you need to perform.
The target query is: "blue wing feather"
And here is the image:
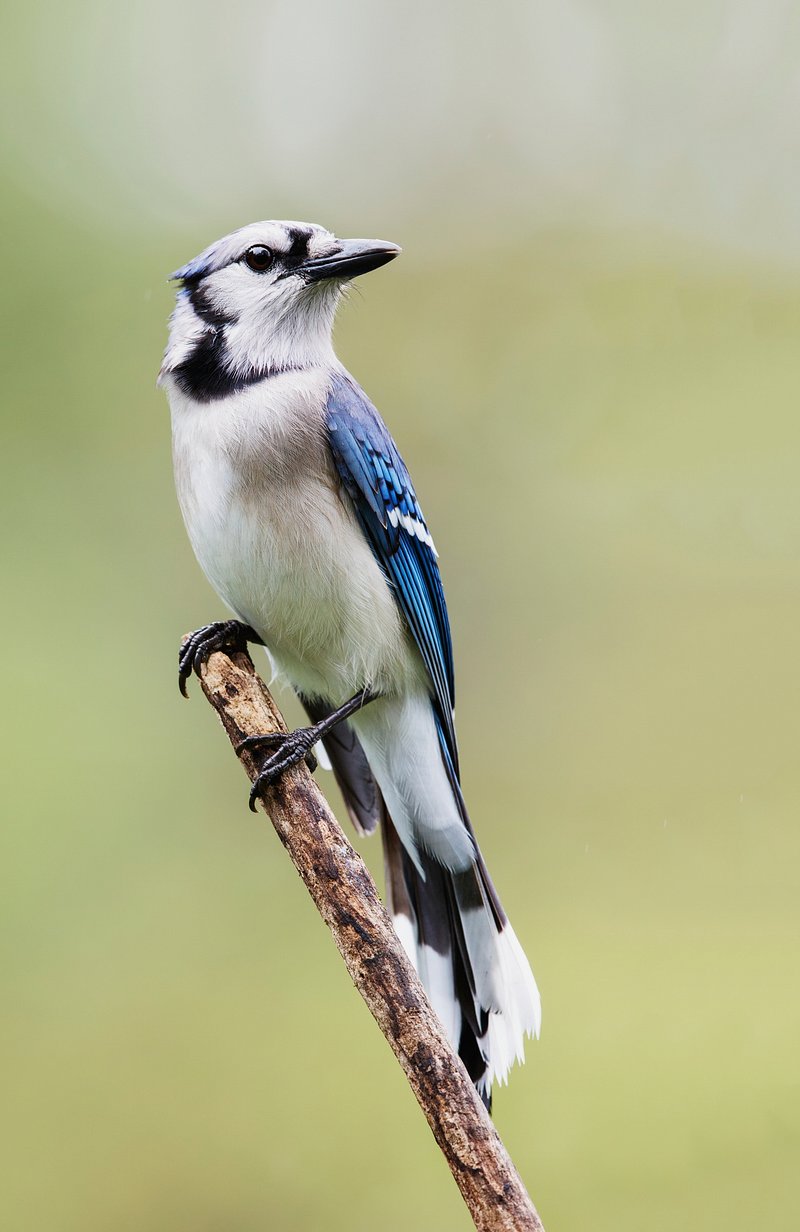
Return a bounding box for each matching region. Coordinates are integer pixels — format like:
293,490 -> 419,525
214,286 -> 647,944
325,371 -> 458,771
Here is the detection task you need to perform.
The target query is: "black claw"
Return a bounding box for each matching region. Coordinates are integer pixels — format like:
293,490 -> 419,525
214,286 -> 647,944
245,730 -> 318,810
178,628 -> 208,697
178,620 -> 259,696
234,689 -> 376,812
236,731 -> 319,774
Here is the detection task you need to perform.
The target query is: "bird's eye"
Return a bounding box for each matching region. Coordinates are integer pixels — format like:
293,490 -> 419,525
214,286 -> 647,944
243,245 -> 274,272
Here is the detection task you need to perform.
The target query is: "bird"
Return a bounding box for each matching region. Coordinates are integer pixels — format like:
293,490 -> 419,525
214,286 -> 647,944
159,220 -> 541,1104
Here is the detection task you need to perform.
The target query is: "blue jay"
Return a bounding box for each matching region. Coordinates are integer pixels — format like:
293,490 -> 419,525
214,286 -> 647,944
160,221 -> 540,1102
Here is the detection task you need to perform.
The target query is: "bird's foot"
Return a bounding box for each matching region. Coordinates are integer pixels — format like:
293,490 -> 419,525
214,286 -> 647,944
237,729 -> 320,811
179,620 -> 262,697
235,689 -> 376,811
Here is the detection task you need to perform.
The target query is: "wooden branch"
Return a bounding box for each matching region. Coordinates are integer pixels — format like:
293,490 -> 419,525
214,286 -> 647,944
192,645 -> 545,1232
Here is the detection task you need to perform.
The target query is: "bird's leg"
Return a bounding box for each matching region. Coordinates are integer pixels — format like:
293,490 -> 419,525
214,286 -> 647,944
179,620 -> 264,697
238,689 -> 377,812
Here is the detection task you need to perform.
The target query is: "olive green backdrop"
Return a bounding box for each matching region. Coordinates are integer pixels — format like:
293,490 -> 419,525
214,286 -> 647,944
2,3 -> 799,1229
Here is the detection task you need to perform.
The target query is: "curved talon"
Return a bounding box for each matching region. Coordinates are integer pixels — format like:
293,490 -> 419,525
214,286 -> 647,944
178,620 -> 256,696
236,689 -> 375,811
246,731 -> 318,810
248,760 -> 294,810
179,630 -> 207,697
237,731 -> 319,776
247,757 -> 300,810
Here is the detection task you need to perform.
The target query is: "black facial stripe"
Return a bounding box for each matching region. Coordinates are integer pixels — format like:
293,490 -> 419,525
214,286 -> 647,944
172,329 -> 230,401
284,226 -> 312,262
169,229 -> 315,400
270,227 -> 314,279
187,283 -> 236,329
180,229 -> 314,285
172,330 -> 302,403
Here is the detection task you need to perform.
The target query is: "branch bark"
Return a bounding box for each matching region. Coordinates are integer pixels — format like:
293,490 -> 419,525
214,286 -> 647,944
192,645 -> 545,1232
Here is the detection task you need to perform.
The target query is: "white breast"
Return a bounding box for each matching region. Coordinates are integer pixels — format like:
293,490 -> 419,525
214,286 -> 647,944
167,369 -> 418,703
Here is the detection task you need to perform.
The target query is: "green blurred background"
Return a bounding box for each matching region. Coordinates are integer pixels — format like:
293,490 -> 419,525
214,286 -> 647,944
2,2 -> 799,1229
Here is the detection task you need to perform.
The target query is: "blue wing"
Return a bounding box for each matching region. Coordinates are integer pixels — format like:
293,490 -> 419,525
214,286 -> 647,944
325,370 -> 459,772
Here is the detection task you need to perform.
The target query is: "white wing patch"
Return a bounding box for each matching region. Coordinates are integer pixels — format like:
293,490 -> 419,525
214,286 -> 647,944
387,507 -> 437,554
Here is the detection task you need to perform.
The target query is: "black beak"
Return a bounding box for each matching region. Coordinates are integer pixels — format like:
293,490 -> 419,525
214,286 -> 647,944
302,238 -> 401,283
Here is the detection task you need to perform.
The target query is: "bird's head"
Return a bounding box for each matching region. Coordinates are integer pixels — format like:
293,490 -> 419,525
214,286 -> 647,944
159,220 -> 400,400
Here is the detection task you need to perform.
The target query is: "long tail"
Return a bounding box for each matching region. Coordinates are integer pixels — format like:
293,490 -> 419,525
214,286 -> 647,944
306,692 -> 541,1102
382,808 -> 540,1102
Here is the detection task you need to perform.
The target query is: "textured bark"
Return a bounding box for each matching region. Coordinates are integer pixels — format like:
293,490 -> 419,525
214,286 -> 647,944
192,645 -> 545,1232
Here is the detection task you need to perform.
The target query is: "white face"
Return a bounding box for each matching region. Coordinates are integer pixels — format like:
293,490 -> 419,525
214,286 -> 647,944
160,220 -> 345,388
160,220 -> 401,401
